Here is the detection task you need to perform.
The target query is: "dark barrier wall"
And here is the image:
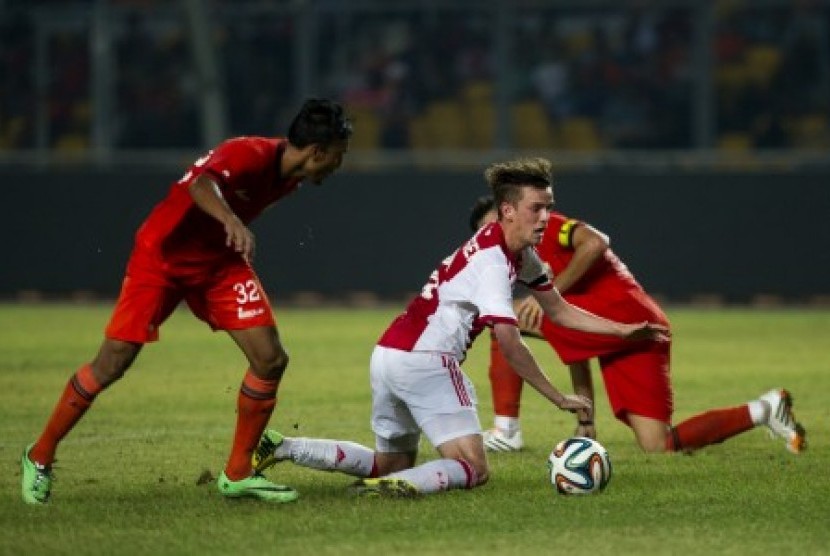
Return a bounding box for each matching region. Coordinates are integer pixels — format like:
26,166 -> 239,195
3,166 -> 829,302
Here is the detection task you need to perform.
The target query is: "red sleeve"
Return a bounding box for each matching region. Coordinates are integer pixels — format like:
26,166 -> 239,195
194,137 -> 274,192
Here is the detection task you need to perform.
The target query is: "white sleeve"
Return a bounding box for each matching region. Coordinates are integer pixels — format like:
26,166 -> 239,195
518,247 -> 552,290
473,260 -> 518,326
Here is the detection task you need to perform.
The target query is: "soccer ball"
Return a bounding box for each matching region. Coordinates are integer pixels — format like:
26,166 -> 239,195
547,436 -> 612,495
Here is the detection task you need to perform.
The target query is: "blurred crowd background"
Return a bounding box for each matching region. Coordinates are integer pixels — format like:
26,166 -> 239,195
2,1 -> 829,302
1,0 -> 829,157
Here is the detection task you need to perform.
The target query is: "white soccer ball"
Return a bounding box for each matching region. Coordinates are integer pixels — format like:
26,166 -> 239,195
547,436 -> 612,495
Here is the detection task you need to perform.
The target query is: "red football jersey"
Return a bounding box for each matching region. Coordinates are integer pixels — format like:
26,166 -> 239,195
134,137 -> 301,262
537,212 -> 639,300
536,212 -> 669,362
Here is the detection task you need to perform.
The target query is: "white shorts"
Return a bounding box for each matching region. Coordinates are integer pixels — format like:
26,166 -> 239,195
369,345 -> 481,452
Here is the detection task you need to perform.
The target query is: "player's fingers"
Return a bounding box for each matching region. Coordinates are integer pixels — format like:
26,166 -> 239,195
652,324 -> 671,341
227,226 -> 242,251
562,396 -> 592,413
637,322 -> 670,342
226,220 -> 241,248
517,298 -> 534,317
564,402 -> 590,414
518,303 -> 536,330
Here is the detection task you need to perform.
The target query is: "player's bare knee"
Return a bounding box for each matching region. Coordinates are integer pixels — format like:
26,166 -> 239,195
638,435 -> 668,453
250,348 -> 289,380
630,416 -> 670,453
634,424 -> 668,452
268,348 -> 289,375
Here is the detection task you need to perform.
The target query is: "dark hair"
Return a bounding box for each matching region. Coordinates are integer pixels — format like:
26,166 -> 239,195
469,195 -> 495,231
288,98 -> 353,148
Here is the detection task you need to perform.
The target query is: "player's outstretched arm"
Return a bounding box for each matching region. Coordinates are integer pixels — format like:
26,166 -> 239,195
492,323 -> 592,416
532,288 -> 670,342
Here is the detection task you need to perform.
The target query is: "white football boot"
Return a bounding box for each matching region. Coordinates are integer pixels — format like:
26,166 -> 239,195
483,428 -> 524,452
759,388 -> 806,454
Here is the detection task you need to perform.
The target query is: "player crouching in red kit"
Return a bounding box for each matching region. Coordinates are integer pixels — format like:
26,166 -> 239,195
21,99 -> 352,505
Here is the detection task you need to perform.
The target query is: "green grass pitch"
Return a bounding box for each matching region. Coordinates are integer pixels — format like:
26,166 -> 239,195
1,304 -> 828,555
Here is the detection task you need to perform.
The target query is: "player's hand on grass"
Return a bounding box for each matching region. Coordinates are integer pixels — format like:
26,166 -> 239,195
619,321 -> 670,342
224,216 -> 256,263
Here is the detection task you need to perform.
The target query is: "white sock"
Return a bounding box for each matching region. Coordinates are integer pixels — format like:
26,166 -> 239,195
494,415 -> 520,436
387,459 -> 477,494
279,438 -> 375,477
747,400 -> 768,426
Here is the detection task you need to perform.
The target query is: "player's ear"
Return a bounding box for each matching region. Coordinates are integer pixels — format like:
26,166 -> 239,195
296,143 -> 319,161
311,143 -> 328,160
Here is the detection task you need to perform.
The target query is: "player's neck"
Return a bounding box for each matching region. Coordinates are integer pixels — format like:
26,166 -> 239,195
500,223 -> 528,254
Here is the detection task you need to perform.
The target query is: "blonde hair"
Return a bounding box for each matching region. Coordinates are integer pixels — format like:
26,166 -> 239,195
484,157 -> 553,209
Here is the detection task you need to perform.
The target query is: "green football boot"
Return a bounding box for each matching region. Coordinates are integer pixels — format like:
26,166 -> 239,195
217,471 -> 298,503
21,444 -> 52,505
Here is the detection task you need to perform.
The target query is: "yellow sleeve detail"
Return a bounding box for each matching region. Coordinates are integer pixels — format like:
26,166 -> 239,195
558,219 -> 578,249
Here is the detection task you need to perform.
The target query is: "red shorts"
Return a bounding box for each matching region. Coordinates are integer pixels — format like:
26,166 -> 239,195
105,249 -> 275,343
598,341 -> 673,425
540,333 -> 673,425
540,288 -> 673,424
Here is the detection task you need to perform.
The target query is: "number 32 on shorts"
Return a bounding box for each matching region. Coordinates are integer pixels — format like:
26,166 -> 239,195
233,280 -> 262,304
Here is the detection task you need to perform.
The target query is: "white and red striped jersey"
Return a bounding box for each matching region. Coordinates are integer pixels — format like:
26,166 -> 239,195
378,222 -> 553,360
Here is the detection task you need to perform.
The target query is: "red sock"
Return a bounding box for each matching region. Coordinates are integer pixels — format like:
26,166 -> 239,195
489,336 -> 523,418
29,364 -> 103,466
224,370 -> 278,480
666,405 -> 754,452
